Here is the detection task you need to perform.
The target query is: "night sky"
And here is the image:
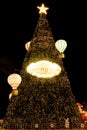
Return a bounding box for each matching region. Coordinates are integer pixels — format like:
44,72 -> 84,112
0,0 -> 87,118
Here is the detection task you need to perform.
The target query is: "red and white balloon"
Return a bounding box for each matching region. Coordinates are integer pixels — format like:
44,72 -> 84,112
25,41 -> 31,51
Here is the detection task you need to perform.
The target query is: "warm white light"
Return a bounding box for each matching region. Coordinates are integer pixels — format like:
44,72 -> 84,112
27,60 -> 61,78
37,3 -> 49,14
7,73 -> 22,89
55,39 -> 67,53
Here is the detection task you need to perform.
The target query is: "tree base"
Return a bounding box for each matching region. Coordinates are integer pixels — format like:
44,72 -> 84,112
1,121 -> 86,130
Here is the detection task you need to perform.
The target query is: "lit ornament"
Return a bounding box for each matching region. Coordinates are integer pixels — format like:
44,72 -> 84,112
7,73 -> 22,96
65,118 -> 69,128
27,60 -> 61,78
76,102 -> 83,113
81,123 -> 84,128
50,123 -> 54,128
25,41 -> 31,51
34,123 -> 39,128
37,3 -> 49,14
55,39 -> 67,58
9,92 -> 12,100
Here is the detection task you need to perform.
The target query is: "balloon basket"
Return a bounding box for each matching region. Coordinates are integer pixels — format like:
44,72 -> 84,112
12,89 -> 18,96
59,53 -> 65,58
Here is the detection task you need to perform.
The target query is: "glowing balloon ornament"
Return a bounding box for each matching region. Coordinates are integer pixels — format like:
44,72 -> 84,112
55,39 -> 67,58
7,73 -> 22,96
25,41 -> 31,51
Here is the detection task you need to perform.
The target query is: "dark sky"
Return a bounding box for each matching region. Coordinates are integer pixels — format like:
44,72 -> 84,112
0,0 -> 87,118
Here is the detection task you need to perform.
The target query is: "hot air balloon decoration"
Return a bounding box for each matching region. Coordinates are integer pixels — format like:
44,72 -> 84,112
7,73 -> 22,96
9,92 -> 12,100
25,41 -> 31,51
55,39 -> 67,58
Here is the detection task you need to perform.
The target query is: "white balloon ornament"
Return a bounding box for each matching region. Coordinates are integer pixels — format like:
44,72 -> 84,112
55,39 -> 67,58
7,73 -> 22,96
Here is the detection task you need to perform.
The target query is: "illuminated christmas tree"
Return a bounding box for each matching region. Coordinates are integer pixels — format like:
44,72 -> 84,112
3,3 -> 82,129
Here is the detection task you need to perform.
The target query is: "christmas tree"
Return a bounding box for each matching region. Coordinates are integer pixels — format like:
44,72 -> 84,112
3,3 -> 82,129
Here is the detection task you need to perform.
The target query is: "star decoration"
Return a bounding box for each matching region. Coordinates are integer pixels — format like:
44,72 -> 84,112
37,3 -> 49,14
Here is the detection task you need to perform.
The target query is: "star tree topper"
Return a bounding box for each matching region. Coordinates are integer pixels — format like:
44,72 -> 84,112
37,3 -> 49,14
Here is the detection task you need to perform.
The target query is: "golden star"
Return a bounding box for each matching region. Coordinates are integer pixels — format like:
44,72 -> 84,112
37,3 -> 49,14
